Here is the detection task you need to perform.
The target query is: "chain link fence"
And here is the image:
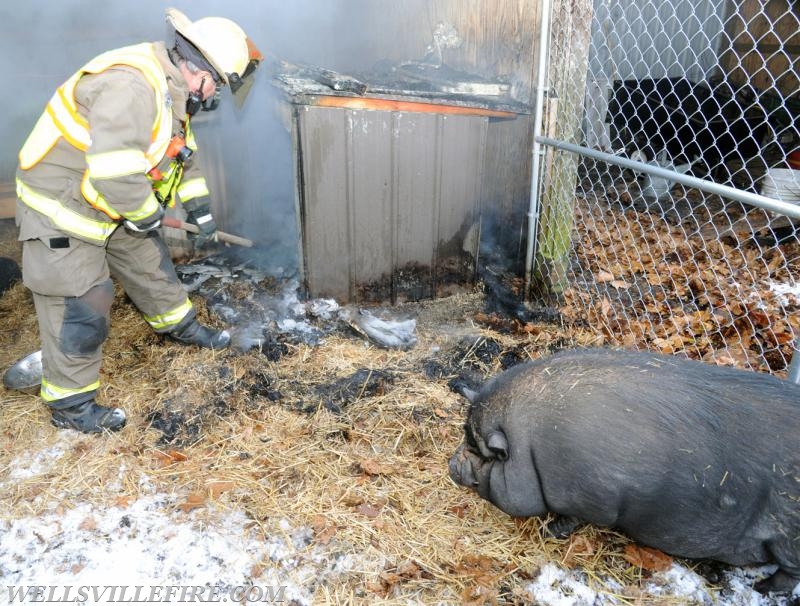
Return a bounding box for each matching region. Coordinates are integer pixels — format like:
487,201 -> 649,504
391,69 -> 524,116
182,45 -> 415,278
532,0 -> 800,376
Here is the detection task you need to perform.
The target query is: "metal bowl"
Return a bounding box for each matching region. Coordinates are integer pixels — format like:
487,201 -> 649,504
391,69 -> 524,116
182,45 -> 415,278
3,350 -> 42,394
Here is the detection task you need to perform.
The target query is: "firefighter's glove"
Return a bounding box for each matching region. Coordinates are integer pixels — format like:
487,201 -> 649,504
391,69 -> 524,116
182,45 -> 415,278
186,207 -> 218,248
123,207 -> 164,233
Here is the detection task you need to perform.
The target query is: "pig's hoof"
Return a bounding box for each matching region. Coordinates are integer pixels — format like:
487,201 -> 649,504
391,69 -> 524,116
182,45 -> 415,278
694,560 -> 727,585
545,515 -> 582,539
753,569 -> 800,595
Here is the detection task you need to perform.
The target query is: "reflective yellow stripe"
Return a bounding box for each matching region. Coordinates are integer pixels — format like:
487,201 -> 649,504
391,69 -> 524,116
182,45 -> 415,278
185,121 -> 198,149
144,298 -> 193,330
80,173 -> 160,222
177,177 -> 209,202
57,85 -> 89,129
46,100 -> 90,150
86,149 -> 149,179
17,179 -> 117,243
19,43 -> 172,172
79,173 -> 121,220
18,112 -> 62,169
41,379 -> 100,402
123,192 -> 160,222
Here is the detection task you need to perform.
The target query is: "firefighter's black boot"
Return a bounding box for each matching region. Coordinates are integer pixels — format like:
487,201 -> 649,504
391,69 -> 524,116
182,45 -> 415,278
49,392 -> 126,434
169,317 -> 230,349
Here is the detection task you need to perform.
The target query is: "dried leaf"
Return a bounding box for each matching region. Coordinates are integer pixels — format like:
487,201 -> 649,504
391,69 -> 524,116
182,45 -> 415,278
645,272 -> 664,286
357,502 -> 382,518
113,496 -> 134,508
366,581 -> 388,597
206,480 -> 235,499
596,270 -> 615,283
153,449 -> 188,466
522,323 -> 541,334
360,458 -> 393,476
250,563 -> 264,578
747,307 -> 771,328
623,544 -> 672,572
315,525 -> 337,545
177,493 -> 206,513
562,534 -> 596,567
396,560 -> 422,578
461,584 -> 499,606
311,514 -> 329,532
310,514 -> 338,544
340,493 -> 364,507
448,503 -> 470,519
454,554 -> 500,586
78,516 -> 97,531
379,571 -> 402,585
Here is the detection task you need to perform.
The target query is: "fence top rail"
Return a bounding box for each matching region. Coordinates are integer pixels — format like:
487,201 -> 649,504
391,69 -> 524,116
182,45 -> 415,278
536,135 -> 800,220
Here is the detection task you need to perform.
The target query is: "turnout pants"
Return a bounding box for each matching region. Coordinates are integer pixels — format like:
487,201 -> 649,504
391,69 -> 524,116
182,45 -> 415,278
22,226 -> 193,403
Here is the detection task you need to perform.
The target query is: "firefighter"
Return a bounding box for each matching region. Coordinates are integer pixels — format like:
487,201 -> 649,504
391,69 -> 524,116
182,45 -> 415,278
14,8 -> 263,433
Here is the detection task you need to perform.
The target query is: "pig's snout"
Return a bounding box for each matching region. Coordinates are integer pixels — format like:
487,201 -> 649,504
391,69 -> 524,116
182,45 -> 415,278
448,445 -> 479,489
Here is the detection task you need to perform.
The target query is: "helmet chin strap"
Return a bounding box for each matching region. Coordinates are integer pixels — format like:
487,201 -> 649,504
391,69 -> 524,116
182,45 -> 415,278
201,82 -> 221,112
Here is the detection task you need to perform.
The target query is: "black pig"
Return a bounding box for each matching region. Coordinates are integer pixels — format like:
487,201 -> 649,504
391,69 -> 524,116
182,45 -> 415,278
448,348 -> 800,594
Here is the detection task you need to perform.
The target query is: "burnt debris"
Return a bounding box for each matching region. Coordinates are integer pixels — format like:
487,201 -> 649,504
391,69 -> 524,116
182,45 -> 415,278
314,369 -> 396,414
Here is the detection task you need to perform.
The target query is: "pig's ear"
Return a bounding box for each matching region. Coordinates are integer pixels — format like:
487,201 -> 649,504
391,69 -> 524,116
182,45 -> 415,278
487,431 -> 508,461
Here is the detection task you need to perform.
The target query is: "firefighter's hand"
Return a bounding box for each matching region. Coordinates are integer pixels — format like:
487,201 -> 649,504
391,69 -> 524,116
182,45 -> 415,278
123,207 -> 164,233
186,207 -> 218,248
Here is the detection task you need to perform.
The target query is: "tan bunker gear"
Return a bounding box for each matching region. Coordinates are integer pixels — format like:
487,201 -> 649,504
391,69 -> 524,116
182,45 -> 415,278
15,42 -> 226,427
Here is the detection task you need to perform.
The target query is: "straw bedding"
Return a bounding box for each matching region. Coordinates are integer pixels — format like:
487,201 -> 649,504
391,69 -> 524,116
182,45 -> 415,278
0,213 -> 784,604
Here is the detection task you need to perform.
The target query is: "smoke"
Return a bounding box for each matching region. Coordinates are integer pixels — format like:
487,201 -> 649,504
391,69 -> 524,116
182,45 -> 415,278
0,0 -> 394,274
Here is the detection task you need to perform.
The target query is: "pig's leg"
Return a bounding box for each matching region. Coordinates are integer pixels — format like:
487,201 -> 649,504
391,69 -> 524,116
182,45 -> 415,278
754,539 -> 800,596
545,515 -> 583,539
754,569 -> 800,595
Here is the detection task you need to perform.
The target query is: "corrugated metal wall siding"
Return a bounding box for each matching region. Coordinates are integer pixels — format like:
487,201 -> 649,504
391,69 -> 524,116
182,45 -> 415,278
296,105 -> 486,303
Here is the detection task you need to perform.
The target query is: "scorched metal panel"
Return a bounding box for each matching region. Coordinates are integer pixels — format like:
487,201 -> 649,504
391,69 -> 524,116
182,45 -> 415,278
297,104 -> 486,303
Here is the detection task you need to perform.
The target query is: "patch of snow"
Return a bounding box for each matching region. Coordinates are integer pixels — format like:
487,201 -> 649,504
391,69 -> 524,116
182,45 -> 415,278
0,493 -> 364,605
525,563 -> 600,606
2,433 -> 74,482
769,281 -> 800,307
525,561 -> 798,606
2,437 -> 799,605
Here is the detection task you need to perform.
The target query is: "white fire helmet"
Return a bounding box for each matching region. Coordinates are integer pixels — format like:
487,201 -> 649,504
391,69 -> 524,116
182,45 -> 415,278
166,8 -> 263,95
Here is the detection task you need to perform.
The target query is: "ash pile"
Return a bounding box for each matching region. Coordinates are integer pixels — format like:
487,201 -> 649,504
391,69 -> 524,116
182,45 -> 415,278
176,252 -> 417,352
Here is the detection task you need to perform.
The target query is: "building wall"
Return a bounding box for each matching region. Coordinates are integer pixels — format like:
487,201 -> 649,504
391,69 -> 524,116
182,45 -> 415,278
4,1 -> 538,275
330,0 -> 541,264
720,0 -> 800,97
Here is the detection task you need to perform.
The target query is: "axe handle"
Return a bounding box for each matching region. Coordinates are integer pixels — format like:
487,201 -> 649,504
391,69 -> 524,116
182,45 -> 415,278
161,216 -> 254,248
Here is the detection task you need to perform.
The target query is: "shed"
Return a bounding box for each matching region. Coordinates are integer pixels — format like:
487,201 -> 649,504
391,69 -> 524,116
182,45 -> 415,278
272,63 -> 528,303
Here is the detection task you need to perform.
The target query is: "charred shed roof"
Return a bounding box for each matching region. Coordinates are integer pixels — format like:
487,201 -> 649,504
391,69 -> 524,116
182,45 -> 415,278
270,59 -> 531,115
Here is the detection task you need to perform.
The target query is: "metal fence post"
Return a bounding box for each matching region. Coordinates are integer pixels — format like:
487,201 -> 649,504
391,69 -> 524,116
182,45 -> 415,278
788,338 -> 800,385
534,0 -> 800,376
